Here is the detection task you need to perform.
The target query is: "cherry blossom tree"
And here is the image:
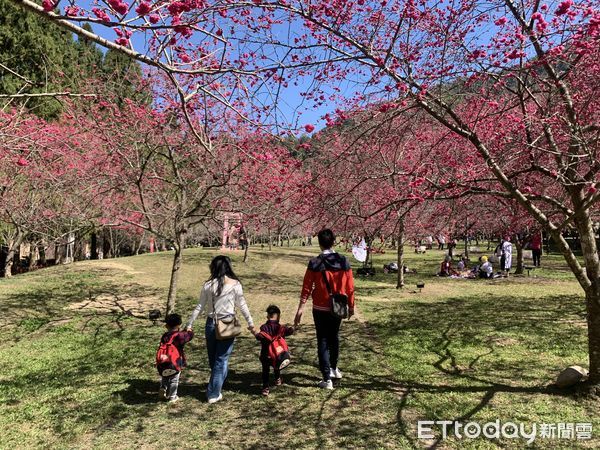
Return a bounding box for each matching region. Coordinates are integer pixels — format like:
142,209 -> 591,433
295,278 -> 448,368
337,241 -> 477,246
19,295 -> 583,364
0,108 -> 101,276
69,95 -> 249,314
303,110 -> 434,287
236,136 -> 312,257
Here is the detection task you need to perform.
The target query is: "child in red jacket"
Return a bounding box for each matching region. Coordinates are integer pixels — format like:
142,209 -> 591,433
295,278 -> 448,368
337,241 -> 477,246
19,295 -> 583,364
157,314 -> 194,403
255,305 -> 294,396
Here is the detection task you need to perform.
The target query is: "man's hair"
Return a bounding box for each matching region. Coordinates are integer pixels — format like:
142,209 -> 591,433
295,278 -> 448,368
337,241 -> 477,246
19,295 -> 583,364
317,229 -> 335,249
165,313 -> 182,328
266,305 -> 281,317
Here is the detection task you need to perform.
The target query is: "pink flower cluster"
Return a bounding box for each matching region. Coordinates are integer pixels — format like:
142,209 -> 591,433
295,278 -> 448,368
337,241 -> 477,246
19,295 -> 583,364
41,0 -> 56,12
135,1 -> 152,16
92,7 -> 111,22
115,27 -> 133,46
108,0 -> 129,16
555,0 -> 573,16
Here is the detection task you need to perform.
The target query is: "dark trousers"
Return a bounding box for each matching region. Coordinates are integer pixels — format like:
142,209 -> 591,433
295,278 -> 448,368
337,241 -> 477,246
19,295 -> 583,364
313,309 -> 342,381
261,358 -> 280,388
532,249 -> 542,267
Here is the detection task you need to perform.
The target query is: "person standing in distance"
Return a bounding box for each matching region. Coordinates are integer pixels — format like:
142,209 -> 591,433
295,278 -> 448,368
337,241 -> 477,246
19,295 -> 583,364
294,229 -> 355,389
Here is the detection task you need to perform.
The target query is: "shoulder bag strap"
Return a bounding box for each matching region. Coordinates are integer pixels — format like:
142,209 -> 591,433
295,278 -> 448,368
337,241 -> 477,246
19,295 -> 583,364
318,255 -> 333,295
166,332 -> 178,345
210,281 -> 218,322
259,330 -> 276,342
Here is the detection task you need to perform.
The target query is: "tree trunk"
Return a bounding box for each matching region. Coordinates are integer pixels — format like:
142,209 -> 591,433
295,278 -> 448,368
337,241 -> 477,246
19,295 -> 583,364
3,231 -> 24,278
514,237 -> 524,275
38,242 -> 46,266
585,287 -> 600,384
28,243 -> 36,270
109,228 -> 118,258
166,237 -> 183,315
102,229 -> 112,258
74,233 -> 86,261
243,241 -> 249,263
268,230 -> 272,251
55,242 -> 63,265
135,231 -> 145,255
574,212 -> 600,384
91,232 -> 98,260
396,221 -> 405,289
464,236 -> 469,260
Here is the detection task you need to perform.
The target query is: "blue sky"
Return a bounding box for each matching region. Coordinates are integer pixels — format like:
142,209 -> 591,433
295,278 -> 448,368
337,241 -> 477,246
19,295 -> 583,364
74,4 -> 333,132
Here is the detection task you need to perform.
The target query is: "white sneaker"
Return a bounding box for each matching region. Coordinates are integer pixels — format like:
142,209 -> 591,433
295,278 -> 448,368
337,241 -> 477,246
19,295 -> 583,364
167,395 -> 179,403
329,368 -> 343,379
207,393 -> 223,404
318,380 -> 334,390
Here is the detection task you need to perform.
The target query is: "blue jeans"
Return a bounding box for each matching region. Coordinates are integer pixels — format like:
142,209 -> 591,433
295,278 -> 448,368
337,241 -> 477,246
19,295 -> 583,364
205,318 -> 235,400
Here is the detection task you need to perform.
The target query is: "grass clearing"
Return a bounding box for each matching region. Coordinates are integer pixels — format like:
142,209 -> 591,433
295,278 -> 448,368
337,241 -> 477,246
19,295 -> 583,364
0,246 -> 598,449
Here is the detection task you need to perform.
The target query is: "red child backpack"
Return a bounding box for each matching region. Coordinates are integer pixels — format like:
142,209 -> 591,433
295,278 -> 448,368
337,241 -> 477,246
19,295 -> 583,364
156,333 -> 182,377
260,328 -> 291,370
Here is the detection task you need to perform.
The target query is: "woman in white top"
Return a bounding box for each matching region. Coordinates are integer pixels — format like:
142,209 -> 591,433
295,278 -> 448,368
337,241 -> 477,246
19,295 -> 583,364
500,236 -> 513,276
186,256 -> 255,403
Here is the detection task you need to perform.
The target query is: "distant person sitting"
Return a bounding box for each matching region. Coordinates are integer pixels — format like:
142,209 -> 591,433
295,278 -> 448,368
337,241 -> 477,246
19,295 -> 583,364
383,262 -> 399,273
478,256 -> 493,279
438,255 -> 457,277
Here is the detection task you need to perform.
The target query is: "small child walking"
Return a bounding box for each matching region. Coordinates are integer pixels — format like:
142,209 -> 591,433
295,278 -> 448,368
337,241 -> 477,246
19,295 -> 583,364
255,305 -> 294,396
156,313 -> 194,403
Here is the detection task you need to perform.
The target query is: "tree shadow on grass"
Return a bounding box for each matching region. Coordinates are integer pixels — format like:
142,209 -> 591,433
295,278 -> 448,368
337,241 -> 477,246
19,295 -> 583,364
117,378 -> 208,405
360,292 -> 590,448
0,276 -> 163,333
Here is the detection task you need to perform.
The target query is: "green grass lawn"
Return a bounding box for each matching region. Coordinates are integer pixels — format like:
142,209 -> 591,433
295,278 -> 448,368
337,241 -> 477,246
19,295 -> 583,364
0,246 -> 598,449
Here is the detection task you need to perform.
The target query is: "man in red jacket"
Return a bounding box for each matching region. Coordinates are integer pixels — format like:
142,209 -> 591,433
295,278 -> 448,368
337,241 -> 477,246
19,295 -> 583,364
294,229 -> 355,389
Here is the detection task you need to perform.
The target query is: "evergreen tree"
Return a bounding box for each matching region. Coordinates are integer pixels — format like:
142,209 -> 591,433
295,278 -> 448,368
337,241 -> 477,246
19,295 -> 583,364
74,24 -> 104,79
102,49 -> 151,106
0,0 -> 78,119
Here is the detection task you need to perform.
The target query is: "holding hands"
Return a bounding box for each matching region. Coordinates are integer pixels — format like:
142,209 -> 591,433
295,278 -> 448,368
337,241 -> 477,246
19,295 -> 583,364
294,301 -> 305,328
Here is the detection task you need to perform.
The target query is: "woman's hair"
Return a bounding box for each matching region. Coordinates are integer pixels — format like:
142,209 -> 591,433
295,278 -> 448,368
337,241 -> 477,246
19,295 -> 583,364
208,255 -> 240,296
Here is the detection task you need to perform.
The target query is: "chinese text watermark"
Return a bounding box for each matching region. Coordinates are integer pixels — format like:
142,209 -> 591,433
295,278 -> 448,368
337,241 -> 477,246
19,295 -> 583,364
417,420 -> 592,444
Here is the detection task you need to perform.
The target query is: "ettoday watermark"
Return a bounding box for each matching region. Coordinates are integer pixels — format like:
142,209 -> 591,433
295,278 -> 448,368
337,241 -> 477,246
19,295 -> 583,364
417,420 -> 592,444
